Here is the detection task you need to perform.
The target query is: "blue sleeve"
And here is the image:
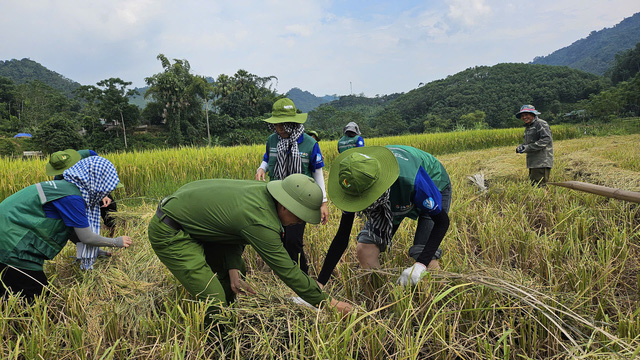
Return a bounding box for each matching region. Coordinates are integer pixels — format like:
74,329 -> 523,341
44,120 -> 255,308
357,136 -> 365,147
262,142 -> 269,163
413,166 -> 443,215
42,195 -> 90,228
309,142 -> 325,172
88,150 -> 98,157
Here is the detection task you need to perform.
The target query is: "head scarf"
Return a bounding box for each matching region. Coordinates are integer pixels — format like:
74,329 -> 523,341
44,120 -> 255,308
269,122 -> 305,180
360,189 -> 394,247
63,156 -> 120,269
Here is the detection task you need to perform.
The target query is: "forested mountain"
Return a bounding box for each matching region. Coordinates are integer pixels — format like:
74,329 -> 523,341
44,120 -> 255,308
0,58 -> 81,98
531,12 -> 640,75
286,87 -> 337,112
387,63 -> 605,127
309,63 -> 605,136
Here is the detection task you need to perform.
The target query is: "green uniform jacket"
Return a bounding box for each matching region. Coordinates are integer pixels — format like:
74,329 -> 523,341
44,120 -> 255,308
266,133 -> 317,180
159,179 -> 328,306
523,118 -> 554,169
386,145 -> 451,224
0,180 -> 81,271
337,135 -> 364,154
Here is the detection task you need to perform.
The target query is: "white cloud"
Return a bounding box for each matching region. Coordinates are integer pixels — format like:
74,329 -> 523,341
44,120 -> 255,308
1,0 -> 639,96
447,0 -> 492,26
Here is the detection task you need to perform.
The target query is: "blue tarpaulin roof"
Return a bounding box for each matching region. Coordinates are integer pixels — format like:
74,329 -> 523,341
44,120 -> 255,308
14,133 -> 32,138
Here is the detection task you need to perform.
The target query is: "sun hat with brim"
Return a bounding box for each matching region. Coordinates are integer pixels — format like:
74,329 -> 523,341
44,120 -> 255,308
328,146 -> 399,212
343,122 -> 361,135
46,149 -> 82,176
515,104 -> 541,119
267,173 -> 323,224
307,130 -> 320,140
263,98 -> 308,124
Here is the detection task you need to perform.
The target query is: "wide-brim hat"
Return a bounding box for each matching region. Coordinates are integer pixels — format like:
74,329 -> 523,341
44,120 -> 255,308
328,146 -> 399,212
46,149 -> 82,176
267,174 -> 322,224
343,122 -> 361,135
263,98 -> 308,124
515,105 -> 541,119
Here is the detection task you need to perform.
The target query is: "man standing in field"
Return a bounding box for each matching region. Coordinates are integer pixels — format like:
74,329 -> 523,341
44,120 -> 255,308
515,105 -> 554,186
147,174 -> 351,315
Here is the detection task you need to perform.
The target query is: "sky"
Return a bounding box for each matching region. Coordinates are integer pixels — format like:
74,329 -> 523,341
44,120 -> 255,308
1,0 -> 639,97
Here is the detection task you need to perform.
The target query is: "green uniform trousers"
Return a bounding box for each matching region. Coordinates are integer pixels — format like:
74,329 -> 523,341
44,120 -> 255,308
148,216 -> 246,305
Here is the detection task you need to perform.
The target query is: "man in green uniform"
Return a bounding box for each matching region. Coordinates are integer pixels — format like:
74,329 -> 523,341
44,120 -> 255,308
148,174 -> 351,314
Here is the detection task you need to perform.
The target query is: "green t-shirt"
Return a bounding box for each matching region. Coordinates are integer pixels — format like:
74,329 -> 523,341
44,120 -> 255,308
386,145 -> 450,223
161,179 -> 328,306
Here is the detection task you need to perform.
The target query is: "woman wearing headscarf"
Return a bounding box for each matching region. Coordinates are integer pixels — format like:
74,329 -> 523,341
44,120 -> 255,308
0,156 -> 132,301
255,98 -> 329,274
46,148 -> 120,263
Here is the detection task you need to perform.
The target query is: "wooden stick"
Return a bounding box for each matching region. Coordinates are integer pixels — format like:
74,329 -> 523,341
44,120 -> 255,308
548,181 -> 640,203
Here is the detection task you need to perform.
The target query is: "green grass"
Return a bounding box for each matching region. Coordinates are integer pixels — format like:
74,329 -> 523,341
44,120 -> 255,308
1,125 -> 639,358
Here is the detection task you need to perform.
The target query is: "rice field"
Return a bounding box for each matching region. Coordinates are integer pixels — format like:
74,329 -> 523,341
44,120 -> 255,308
1,125 -> 639,359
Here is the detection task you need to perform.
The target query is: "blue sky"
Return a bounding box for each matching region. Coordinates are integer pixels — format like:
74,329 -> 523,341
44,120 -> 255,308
1,0 -> 639,97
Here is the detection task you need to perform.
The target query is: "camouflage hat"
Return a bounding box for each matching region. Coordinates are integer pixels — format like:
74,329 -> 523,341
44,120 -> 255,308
515,105 -> 541,119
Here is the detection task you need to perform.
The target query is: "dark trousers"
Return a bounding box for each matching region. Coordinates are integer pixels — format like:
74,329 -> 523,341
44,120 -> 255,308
101,194 -> 118,229
317,211 -> 355,285
282,223 -> 308,274
529,168 -> 551,187
0,263 -> 48,302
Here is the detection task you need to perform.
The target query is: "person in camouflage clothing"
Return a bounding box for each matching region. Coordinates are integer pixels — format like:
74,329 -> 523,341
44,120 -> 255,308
515,105 -> 553,186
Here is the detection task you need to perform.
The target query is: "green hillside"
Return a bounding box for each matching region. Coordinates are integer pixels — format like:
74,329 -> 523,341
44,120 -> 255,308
310,63 -> 606,136
0,58 -> 81,98
531,12 -> 640,75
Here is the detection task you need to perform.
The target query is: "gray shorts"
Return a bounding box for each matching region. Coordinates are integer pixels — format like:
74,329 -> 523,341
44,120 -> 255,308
357,184 -> 451,261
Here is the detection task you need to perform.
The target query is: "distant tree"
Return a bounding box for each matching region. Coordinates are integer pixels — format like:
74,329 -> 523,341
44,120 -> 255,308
13,80 -> 76,133
458,110 -> 487,129
607,42 -> 640,84
35,114 -> 85,154
215,69 -> 279,119
145,54 -> 205,146
373,108 -> 406,136
75,78 -> 140,148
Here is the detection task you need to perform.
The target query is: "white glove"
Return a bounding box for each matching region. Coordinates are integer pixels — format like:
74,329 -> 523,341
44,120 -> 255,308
290,296 -> 319,311
397,263 -> 428,286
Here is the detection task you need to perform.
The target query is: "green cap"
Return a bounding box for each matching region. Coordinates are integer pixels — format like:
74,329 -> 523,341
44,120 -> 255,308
267,174 -> 323,224
328,146 -> 399,212
46,149 -> 82,176
263,98 -> 308,124
307,130 -> 320,140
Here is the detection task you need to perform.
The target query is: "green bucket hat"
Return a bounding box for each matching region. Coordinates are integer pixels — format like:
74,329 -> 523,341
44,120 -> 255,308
267,173 -> 323,224
46,149 -> 82,176
328,146 -> 399,212
263,98 -> 308,124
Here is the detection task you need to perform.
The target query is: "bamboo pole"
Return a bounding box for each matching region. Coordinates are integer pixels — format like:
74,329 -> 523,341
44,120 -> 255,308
548,181 -> 640,204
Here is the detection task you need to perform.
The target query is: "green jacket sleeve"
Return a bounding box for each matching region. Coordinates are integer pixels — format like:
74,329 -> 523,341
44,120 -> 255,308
241,224 -> 329,306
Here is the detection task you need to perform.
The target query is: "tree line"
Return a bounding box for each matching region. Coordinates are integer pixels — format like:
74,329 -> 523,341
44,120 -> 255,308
1,43 -> 640,156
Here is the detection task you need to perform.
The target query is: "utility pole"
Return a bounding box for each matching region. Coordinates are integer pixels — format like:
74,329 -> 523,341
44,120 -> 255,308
350,81 -> 352,95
